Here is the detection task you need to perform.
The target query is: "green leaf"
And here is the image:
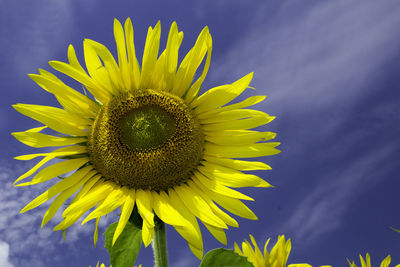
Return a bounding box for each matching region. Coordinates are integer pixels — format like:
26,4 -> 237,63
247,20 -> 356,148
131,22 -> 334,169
104,221 -> 142,267
199,248 -> 253,267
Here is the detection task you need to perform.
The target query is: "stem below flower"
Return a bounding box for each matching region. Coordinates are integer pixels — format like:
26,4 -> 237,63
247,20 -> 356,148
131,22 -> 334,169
152,219 -> 168,267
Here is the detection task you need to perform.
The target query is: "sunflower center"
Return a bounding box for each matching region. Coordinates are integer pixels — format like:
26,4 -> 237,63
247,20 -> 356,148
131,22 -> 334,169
119,105 -> 176,150
88,89 -> 204,191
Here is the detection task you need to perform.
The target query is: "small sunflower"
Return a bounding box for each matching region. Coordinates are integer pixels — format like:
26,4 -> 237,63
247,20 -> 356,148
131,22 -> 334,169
90,263 -> 109,267
234,235 -> 313,267
12,18 -> 280,259
347,253 -> 399,267
89,262 -> 140,267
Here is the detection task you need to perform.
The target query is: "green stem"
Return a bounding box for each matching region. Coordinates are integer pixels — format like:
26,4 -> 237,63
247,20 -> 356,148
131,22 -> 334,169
152,220 -> 168,267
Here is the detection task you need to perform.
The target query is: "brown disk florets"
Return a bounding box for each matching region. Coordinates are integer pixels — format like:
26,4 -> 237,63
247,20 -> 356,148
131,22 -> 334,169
88,89 -> 204,191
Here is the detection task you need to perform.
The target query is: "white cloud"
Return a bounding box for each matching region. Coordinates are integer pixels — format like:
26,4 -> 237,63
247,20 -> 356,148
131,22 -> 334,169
0,160 -> 101,266
210,0 -> 400,110
172,251 -> 198,267
0,162 -> 54,266
0,241 -> 13,267
203,0 -> 400,247
0,1 -> 75,76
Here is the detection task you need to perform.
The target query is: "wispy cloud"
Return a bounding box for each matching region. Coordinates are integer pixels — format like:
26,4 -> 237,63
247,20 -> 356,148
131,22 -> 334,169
0,1 -> 75,78
0,162 -> 51,266
210,0 -> 400,110
0,161 -> 107,266
205,0 -> 400,247
172,251 -> 198,267
0,241 -> 13,267
281,143 -> 396,244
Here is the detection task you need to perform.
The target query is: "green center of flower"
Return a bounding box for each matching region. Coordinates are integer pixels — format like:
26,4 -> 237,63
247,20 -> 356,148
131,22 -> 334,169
119,105 -> 176,151
88,89 -> 204,191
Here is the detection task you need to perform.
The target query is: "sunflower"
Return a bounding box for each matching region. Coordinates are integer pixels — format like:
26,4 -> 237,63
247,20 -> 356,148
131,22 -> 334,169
12,18 -> 280,259
347,253 -> 399,267
89,262 -> 140,267
234,235 -> 314,267
90,263 -> 109,267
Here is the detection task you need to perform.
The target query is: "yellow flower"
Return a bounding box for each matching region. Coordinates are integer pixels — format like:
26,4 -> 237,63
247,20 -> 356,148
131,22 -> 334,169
234,235 -> 312,267
90,262 -> 109,267
12,18 -> 279,259
347,253 -> 399,267
89,262 -> 141,267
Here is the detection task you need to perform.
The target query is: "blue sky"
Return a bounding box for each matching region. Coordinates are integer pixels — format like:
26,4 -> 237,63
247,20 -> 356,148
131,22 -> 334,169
1,0 -> 400,266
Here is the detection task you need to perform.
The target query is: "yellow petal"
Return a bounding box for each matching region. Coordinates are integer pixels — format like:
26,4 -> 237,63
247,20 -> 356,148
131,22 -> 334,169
54,209 -> 88,231
14,155 -> 56,184
114,18 -> 131,90
359,254 -> 368,267
124,18 -> 141,90
82,186 -> 126,225
204,142 -> 280,158
204,223 -> 227,245
249,235 -> 264,262
234,242 -> 242,255
49,60 -> 108,104
41,169 -> 95,227
141,221 -> 155,247
199,162 -> 272,188
164,22 -> 183,91
140,22 -> 161,89
94,217 -> 101,247
263,238 -> 271,259
174,184 -> 227,229
193,171 -> 253,201
12,131 -> 86,148
199,186 -> 257,220
167,188 -> 203,251
196,95 -> 266,119
365,253 -> 371,267
203,155 -> 271,171
184,29 -> 212,103
16,157 -> 90,186
113,189 -> 135,245
14,145 -> 87,184
136,189 -> 155,227
26,126 -> 47,133
71,174 -> 102,204
14,145 -> 87,161
189,180 -> 239,227
13,104 -> 90,136
88,201 -> 108,239
205,130 -> 276,146
202,115 -> 274,132
42,188 -> 79,228
20,166 -> 94,213
201,109 -> 274,124
150,51 -> 166,89
83,40 -> 115,97
242,239 -> 257,263
151,191 -> 186,227
173,27 -> 210,97
38,67 -> 98,111
84,39 -> 123,93
29,71 -> 98,117
380,255 -> 392,267
192,72 -> 253,114
63,181 -> 113,217
66,44 -> 86,73
188,243 -> 203,260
